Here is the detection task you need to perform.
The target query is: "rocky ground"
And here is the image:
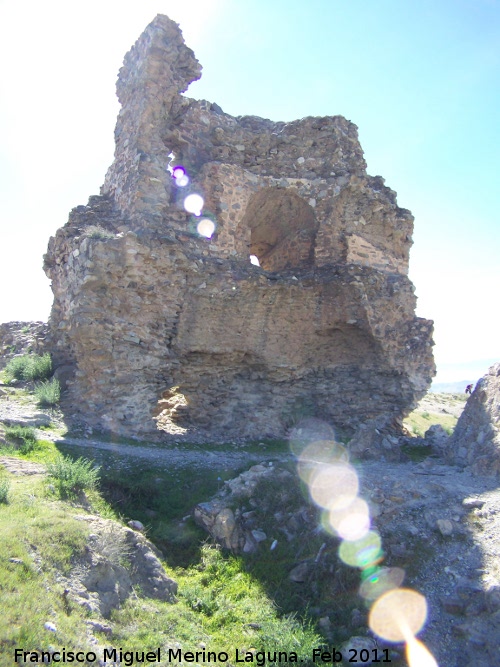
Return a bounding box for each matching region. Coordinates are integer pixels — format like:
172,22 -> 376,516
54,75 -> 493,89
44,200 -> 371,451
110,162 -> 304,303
1,385 -> 499,667
190,454 -> 500,667
413,392 -> 467,419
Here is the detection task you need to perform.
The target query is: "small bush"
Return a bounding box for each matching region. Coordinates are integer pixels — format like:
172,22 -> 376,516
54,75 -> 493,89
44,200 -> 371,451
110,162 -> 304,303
4,353 -> 52,382
5,425 -> 38,453
0,477 -> 10,503
92,523 -> 132,566
401,443 -> 432,462
34,378 -> 60,406
46,455 -> 100,498
83,225 -> 115,240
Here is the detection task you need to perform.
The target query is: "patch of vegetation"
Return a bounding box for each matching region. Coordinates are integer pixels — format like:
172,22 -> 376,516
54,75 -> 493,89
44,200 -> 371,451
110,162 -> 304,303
111,545 -> 322,663
0,475 -> 10,503
82,224 -> 115,240
91,522 -> 132,566
0,386 -> 33,406
238,473 -> 359,630
38,422 -> 67,437
4,353 -> 53,383
404,392 -> 467,438
401,443 -> 433,462
0,458 -> 329,664
46,455 -> 100,498
34,378 -> 60,406
4,424 -> 38,454
404,409 -> 457,437
0,434 -> 63,467
97,459 -> 237,566
73,451 -> 360,640
0,475 -> 93,658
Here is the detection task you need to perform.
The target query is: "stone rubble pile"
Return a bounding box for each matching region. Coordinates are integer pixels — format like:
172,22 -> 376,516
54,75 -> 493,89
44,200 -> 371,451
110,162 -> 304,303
194,463 -> 316,554
194,454 -> 500,667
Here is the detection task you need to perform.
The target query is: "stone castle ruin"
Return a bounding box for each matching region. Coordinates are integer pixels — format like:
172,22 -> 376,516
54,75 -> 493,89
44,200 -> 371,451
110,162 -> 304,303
43,15 -> 435,441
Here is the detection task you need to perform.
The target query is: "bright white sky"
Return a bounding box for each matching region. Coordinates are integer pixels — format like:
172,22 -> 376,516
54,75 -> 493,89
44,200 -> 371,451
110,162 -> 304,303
0,0 -> 499,383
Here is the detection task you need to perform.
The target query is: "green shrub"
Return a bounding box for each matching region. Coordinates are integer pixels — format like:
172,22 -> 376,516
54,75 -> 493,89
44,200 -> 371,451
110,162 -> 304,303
4,353 -> 52,382
34,378 -> 60,406
5,425 -> 38,453
46,455 -> 100,498
0,477 -> 10,503
83,225 -> 115,240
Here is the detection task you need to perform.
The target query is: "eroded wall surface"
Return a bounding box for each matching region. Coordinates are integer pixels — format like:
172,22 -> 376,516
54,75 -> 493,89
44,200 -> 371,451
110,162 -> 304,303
44,15 -> 434,441
447,363 -> 500,476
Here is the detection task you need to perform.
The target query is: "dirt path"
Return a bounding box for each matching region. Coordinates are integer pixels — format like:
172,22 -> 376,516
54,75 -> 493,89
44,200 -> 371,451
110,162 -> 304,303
48,433 -> 290,469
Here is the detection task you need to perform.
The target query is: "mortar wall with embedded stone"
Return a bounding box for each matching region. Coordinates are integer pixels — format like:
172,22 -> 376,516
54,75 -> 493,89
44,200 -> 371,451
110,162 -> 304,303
43,14 -> 435,442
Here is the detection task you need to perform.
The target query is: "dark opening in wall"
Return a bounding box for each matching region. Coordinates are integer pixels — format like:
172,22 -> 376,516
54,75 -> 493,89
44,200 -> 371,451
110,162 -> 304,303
241,189 -> 318,271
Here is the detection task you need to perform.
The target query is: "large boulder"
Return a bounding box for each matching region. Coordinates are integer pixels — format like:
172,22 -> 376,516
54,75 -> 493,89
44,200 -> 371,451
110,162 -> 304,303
446,363 -> 500,476
66,516 -> 177,618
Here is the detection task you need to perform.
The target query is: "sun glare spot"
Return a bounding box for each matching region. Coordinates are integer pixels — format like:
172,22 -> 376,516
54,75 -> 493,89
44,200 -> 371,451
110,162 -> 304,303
359,566 -> 405,600
330,497 -> 370,541
309,463 -> 359,511
338,531 -> 382,568
172,165 -> 189,186
197,218 -> 215,238
184,193 -> 204,216
176,174 -> 190,187
406,636 -> 439,667
296,440 -> 349,472
368,588 -> 428,643
172,166 -> 186,179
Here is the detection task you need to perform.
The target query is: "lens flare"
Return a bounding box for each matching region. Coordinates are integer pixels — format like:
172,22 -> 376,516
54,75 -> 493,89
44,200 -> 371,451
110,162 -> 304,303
176,174 -> 189,187
289,417 -> 434,665
329,497 -> 370,541
197,218 -> 216,238
289,419 -> 338,457
339,531 -> 382,568
184,193 -> 204,216
172,166 -> 186,179
296,441 -> 349,479
369,588 -> 427,643
309,463 -> 359,510
406,636 -> 439,667
170,165 -> 190,186
359,566 -> 405,600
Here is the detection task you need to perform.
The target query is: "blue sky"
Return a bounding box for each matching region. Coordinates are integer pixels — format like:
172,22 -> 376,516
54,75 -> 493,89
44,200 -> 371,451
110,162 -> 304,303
0,0 -> 499,383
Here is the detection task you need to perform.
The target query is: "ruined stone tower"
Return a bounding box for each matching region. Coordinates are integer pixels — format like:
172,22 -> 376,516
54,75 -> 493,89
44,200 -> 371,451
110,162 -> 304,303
44,15 -> 434,441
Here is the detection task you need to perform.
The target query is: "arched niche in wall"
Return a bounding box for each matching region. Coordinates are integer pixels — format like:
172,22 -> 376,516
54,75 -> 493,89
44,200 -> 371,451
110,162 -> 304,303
240,188 -> 319,272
